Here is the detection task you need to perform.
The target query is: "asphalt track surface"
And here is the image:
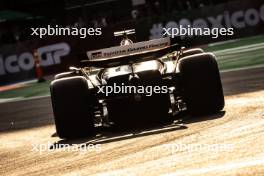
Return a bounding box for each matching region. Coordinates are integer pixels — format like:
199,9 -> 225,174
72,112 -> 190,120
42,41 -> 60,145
0,67 -> 264,176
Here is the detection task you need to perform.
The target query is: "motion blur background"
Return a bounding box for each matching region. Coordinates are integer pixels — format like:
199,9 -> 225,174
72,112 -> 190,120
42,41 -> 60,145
0,0 -> 263,91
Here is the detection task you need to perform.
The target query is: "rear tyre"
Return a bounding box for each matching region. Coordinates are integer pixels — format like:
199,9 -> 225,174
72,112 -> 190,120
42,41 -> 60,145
50,76 -> 96,138
179,53 -> 224,115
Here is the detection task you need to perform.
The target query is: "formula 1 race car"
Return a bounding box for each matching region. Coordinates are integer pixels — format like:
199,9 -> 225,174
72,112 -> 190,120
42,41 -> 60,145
50,29 -> 224,139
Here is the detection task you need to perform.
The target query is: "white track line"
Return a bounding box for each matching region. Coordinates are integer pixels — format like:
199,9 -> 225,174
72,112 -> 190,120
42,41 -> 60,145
0,95 -> 50,104
220,64 -> 264,73
208,39 -> 241,46
213,43 -> 264,55
0,97 -> 24,103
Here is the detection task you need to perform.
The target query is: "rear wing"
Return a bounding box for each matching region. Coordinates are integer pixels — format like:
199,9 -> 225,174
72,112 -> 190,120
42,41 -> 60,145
87,38 -> 170,60
82,38 -> 180,68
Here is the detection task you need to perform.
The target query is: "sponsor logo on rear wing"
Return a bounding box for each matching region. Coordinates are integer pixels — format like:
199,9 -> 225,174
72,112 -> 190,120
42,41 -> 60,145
87,38 -> 170,60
